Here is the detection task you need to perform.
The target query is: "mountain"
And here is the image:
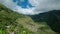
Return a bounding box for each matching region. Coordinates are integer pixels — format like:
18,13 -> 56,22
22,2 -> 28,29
0,4 -> 35,34
47,10 -> 60,33
30,10 -> 60,33
0,4 -> 57,34
29,12 -> 48,22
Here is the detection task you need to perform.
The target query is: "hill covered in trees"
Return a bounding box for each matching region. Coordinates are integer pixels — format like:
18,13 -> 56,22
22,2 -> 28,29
30,10 -> 60,33
0,4 -> 58,34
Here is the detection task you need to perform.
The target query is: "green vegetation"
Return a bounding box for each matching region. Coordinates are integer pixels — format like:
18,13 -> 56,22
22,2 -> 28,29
0,4 -> 58,34
31,10 -> 60,34
47,10 -> 60,33
0,4 -> 34,34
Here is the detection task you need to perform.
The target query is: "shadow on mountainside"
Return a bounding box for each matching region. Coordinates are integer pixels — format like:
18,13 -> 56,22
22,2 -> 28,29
29,10 -> 60,33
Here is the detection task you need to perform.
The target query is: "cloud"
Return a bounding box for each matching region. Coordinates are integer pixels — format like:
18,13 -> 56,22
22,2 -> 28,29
0,0 -> 60,15
0,0 -> 40,15
29,0 -> 60,10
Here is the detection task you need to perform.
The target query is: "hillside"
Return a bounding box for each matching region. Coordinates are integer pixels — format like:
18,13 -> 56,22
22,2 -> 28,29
46,10 -> 60,33
0,4 -> 57,34
0,4 -> 34,34
30,10 -> 60,33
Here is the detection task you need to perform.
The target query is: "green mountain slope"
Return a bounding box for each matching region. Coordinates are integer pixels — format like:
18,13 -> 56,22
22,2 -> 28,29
0,4 -> 57,34
30,10 -> 60,33
47,10 -> 60,33
0,4 -> 34,34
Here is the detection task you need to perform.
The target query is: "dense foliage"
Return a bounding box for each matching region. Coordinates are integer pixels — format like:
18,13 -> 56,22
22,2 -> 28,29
47,10 -> 60,33
30,10 -> 60,33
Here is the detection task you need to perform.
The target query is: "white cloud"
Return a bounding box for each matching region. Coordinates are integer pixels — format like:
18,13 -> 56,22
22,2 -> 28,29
29,0 -> 60,11
0,0 -> 40,15
0,0 -> 60,15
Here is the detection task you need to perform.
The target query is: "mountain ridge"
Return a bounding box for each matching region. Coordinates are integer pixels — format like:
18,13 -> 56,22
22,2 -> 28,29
29,10 -> 60,33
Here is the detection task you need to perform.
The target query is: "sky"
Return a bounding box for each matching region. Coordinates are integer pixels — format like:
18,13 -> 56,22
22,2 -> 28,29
13,0 -> 34,8
0,0 -> 60,15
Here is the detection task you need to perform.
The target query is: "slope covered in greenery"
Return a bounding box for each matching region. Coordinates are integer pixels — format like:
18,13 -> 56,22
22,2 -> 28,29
0,4 -> 57,34
0,4 -> 34,34
47,10 -> 60,33
30,10 -> 60,34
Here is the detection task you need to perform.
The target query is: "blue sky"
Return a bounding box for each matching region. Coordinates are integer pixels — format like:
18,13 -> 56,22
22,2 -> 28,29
0,0 -> 60,15
13,0 -> 34,8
